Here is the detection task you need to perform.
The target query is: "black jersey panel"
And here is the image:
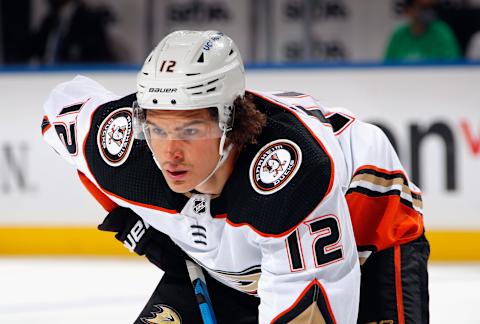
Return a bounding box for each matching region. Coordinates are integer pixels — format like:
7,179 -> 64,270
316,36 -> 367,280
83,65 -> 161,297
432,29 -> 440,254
84,93 -> 188,212
224,93 -> 333,236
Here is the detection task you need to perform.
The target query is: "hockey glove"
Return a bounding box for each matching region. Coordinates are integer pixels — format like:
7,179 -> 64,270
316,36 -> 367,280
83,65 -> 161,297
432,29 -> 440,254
98,207 -> 189,276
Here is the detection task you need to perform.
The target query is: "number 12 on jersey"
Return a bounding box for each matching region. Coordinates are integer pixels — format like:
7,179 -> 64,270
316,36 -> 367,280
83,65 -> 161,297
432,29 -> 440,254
285,214 -> 344,272
53,102 -> 85,156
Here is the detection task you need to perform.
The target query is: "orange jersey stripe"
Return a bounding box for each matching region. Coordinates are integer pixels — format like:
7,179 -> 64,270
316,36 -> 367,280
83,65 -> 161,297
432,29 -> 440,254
346,192 -> 424,251
77,171 -> 118,212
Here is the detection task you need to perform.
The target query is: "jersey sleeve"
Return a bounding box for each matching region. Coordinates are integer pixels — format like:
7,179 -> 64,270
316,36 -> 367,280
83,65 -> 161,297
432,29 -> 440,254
41,75 -> 120,174
42,76 -> 125,211
255,202 -> 360,324
326,108 -> 425,256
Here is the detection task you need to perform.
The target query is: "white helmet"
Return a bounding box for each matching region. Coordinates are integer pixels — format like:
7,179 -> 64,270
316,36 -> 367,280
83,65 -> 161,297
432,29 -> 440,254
136,30 -> 245,133
134,30 -> 245,187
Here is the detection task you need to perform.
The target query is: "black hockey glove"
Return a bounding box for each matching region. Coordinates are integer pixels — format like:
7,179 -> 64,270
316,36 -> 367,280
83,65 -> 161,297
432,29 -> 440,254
98,207 -> 189,277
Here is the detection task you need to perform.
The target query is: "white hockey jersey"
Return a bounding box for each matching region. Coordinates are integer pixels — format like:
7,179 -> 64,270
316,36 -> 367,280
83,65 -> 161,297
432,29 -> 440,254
264,91 -> 425,260
42,76 -> 420,323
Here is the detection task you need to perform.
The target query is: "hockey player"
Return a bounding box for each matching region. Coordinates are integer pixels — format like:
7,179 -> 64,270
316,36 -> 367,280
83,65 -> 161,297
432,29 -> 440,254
42,30 -> 428,324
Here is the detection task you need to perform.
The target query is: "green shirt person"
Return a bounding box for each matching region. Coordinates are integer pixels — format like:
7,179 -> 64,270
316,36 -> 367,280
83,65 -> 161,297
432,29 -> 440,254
384,0 -> 461,61
385,20 -> 461,61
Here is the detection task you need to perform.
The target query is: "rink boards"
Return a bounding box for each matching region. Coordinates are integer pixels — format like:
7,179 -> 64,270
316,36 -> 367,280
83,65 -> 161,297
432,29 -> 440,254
0,65 -> 479,260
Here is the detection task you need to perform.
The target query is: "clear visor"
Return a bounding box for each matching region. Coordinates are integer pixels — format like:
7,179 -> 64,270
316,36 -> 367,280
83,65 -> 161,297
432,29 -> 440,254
133,101 -> 222,142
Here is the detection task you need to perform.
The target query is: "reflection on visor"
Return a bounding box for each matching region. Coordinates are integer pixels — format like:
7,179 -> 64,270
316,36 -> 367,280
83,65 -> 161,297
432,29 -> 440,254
133,101 -> 222,141
143,120 -> 222,141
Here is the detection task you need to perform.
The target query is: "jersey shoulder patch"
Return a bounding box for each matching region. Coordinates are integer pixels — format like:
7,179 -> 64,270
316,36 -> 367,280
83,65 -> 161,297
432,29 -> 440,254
97,108 -> 134,167
249,139 -> 302,195
224,92 -> 333,236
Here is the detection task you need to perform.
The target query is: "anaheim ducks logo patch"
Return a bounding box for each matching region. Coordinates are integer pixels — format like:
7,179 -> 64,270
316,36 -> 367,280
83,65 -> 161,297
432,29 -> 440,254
140,304 -> 182,323
98,109 -> 134,167
250,139 -> 302,195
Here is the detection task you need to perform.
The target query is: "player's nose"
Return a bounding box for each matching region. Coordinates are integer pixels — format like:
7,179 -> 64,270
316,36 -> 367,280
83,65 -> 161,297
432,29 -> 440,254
165,139 -> 184,160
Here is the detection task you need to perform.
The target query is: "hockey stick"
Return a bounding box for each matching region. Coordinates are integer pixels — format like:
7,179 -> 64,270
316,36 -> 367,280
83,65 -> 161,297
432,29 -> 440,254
185,260 -> 217,324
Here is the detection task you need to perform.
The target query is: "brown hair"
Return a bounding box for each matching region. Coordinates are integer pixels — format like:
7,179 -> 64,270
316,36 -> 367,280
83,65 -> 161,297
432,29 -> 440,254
208,93 -> 266,149
229,93 -> 266,148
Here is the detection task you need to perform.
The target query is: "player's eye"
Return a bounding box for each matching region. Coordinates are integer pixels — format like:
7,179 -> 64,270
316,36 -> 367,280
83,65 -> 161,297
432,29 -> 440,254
182,127 -> 199,137
150,126 -> 167,138
177,127 -> 203,140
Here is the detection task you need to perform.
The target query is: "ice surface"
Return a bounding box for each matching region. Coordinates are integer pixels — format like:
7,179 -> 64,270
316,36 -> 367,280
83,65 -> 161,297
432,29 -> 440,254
0,258 -> 478,323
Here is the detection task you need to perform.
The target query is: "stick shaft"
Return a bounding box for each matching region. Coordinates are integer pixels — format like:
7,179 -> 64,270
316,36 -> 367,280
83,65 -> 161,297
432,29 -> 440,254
186,260 -> 217,324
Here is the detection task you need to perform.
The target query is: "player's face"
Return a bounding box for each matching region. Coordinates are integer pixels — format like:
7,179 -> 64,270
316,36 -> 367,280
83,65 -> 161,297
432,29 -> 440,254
145,109 -> 222,193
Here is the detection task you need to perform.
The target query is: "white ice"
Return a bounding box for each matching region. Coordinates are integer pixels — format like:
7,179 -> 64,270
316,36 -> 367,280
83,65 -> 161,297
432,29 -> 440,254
0,258 -> 479,324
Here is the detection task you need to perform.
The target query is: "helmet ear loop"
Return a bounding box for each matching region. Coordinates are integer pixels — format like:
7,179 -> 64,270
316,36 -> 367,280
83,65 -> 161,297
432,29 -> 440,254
218,104 -> 234,156
132,101 -> 147,140
218,130 -> 229,157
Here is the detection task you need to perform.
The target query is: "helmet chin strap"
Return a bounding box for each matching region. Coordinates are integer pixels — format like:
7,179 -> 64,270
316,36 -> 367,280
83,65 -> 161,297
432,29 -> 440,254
194,130 -> 232,189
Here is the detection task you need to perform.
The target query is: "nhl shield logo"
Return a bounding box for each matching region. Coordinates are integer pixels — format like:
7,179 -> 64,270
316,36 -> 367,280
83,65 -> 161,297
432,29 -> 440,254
250,139 -> 302,195
193,197 -> 207,215
98,109 -> 134,167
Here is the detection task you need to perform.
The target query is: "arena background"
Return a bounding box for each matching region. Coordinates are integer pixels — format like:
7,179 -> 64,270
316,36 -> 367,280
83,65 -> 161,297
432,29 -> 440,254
1,2 -> 479,260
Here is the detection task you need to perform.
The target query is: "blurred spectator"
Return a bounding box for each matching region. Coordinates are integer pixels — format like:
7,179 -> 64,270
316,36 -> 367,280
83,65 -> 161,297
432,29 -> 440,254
29,0 -> 117,64
0,0 -> 31,64
435,3 -> 480,57
466,30 -> 480,60
384,0 -> 461,61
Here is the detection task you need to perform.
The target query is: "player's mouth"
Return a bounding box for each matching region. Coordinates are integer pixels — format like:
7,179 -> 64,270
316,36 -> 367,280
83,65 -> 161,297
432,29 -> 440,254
165,169 -> 188,181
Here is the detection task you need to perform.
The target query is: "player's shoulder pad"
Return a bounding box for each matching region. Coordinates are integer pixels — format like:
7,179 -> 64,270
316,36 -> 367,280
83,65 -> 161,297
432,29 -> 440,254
224,91 -> 334,237
42,76 -> 122,164
84,92 -> 186,212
